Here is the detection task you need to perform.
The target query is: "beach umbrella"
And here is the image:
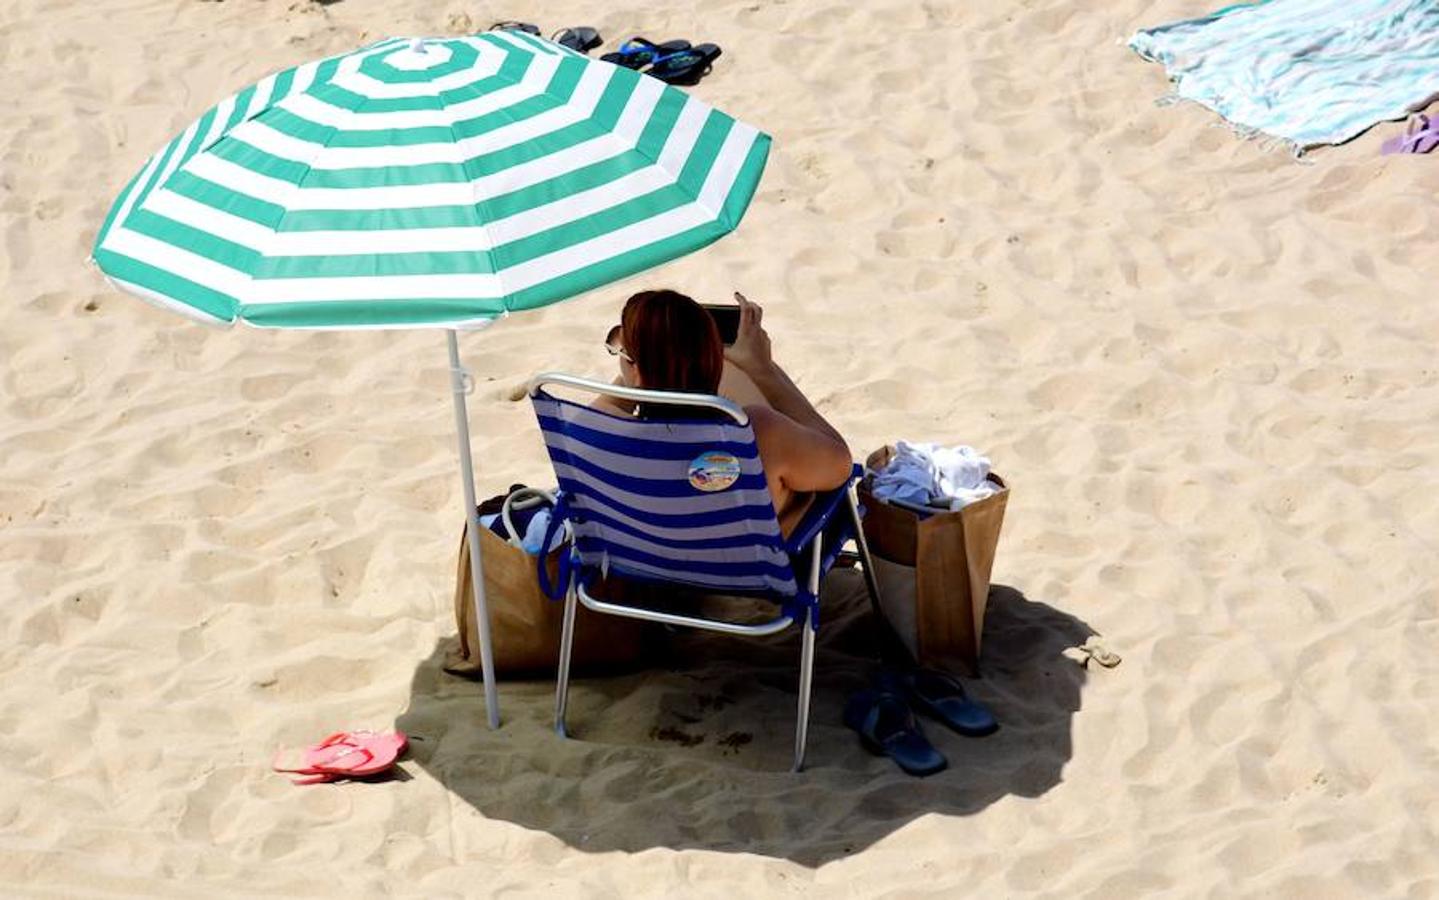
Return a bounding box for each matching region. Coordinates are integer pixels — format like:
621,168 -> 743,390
90,30 -> 772,728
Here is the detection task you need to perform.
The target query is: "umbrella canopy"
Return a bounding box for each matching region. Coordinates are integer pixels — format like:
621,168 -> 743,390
92,31 -> 771,329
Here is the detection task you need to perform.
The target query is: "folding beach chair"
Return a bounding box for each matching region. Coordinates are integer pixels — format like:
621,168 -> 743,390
527,373 -> 885,771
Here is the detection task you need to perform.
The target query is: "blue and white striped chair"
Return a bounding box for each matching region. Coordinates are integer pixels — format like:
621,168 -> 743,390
527,373 -> 884,771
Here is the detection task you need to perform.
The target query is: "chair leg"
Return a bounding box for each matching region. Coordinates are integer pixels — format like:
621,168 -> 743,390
793,606 -> 817,772
793,533 -> 823,772
846,483 -> 884,621
847,483 -> 916,667
554,579 -> 579,737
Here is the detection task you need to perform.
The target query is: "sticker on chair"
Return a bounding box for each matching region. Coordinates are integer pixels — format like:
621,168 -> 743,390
688,451 -> 741,492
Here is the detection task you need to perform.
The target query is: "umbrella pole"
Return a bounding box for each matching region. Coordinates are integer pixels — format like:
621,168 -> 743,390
447,330 -> 500,728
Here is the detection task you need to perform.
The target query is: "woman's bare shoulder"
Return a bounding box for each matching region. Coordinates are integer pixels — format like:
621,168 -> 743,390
591,395 -> 634,416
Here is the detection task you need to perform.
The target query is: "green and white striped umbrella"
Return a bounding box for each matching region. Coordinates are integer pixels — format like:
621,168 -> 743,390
92,31 -> 771,329
90,30 -> 772,729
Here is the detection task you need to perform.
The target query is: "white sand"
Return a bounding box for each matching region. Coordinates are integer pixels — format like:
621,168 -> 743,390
3,0 -> 1438,895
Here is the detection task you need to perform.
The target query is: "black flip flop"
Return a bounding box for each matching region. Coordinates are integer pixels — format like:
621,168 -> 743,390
552,27 -> 602,54
488,21 -> 541,36
844,689 -> 947,777
600,38 -> 691,70
646,43 -> 722,86
901,668 -> 999,738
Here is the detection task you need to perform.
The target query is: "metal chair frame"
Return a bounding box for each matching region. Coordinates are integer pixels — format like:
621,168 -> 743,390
529,373 -> 883,771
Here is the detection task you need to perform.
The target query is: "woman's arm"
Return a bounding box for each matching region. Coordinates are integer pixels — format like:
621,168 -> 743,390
725,293 -> 851,491
744,356 -> 846,446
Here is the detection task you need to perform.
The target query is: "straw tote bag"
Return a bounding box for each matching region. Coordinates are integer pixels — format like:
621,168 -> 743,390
443,487 -> 647,679
857,446 -> 1010,677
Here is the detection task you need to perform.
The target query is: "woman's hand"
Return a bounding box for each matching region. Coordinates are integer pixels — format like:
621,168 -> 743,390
724,291 -> 774,376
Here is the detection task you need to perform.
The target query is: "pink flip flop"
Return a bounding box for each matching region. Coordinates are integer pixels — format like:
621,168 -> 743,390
272,730 -> 409,785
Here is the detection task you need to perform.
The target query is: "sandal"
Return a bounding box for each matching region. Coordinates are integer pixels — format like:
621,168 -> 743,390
488,21 -> 541,36
271,730 -> 409,785
899,668 -> 999,737
843,688 -> 947,777
1381,114 -> 1439,155
600,37 -> 691,70
645,43 -> 722,86
1071,637 -> 1122,669
551,27 -> 602,54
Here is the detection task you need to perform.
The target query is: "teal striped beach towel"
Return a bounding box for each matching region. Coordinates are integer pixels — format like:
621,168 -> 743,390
1130,0 -> 1439,151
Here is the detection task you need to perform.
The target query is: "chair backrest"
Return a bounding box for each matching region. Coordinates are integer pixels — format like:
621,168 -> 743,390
529,375 -> 798,598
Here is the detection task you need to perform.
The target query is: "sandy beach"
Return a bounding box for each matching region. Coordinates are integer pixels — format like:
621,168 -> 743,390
2,0 -> 1438,895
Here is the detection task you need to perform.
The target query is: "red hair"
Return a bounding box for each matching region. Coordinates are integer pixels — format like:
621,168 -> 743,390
621,290 -> 723,417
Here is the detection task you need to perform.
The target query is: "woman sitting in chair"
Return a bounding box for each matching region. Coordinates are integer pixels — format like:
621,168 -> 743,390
596,289 -> 852,537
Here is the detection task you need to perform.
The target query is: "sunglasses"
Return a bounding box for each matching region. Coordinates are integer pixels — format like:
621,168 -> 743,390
605,324 -> 633,363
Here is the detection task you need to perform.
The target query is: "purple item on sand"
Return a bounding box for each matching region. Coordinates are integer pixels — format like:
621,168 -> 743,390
1381,114 -> 1439,155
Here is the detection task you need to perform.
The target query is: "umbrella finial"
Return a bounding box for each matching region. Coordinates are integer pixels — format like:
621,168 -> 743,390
409,38 -> 429,53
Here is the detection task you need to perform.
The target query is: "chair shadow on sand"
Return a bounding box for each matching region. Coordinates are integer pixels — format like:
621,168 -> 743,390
396,573 -> 1097,868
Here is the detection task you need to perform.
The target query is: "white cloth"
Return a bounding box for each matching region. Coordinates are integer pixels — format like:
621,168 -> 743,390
520,509 -> 552,555
871,441 -> 997,511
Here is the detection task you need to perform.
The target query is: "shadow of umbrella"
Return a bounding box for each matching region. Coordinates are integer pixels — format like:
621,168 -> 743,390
396,575 -> 1097,867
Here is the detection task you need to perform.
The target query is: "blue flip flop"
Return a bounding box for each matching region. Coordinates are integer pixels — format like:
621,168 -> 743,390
645,43 -> 722,86
844,688 -> 947,777
600,38 -> 690,70
899,668 -> 999,738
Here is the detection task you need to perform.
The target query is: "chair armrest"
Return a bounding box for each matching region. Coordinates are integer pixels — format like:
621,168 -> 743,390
782,464 -> 862,556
